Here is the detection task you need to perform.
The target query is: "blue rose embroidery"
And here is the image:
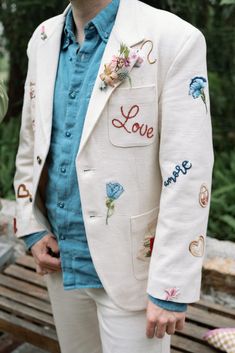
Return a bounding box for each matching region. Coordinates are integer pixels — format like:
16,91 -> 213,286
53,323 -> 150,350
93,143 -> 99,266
106,182 -> 124,224
189,76 -> 208,113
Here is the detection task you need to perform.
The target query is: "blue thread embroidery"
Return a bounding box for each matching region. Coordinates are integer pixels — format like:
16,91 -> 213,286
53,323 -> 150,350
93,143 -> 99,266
189,76 -> 208,113
164,161 -> 192,187
106,182 -> 124,224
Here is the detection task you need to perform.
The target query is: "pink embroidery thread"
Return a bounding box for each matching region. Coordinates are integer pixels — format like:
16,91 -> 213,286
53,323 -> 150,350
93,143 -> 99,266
30,82 -> 36,100
164,287 -> 180,301
41,25 -> 47,40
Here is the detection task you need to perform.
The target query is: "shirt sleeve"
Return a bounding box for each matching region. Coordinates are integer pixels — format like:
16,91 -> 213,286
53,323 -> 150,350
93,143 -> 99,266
22,230 -> 48,250
148,294 -> 187,312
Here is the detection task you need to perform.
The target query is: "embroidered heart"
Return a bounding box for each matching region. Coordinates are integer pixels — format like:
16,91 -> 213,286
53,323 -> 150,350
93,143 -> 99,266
17,184 -> 31,199
189,235 -> 205,257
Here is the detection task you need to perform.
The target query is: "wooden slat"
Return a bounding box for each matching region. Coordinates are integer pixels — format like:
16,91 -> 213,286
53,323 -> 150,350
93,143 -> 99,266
0,311 -> 60,353
176,320 -> 210,342
193,299 -> 235,319
171,335 -> 219,353
0,297 -> 54,327
0,285 -> 52,315
3,265 -> 46,288
15,255 -> 36,270
187,305 -> 235,328
0,274 -> 49,302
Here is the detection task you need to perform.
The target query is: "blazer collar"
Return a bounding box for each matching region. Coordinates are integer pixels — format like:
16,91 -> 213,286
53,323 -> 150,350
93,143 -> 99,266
79,0 -> 145,154
37,0 -> 144,153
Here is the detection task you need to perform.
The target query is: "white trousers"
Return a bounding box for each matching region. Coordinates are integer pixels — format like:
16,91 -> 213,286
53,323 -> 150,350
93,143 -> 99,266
45,273 -> 171,353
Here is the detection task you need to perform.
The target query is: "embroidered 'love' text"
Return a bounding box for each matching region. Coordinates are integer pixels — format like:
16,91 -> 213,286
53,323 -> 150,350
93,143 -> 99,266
112,105 -> 154,139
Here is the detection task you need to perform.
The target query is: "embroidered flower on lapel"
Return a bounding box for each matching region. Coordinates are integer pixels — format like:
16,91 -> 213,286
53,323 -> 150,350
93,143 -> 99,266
41,25 -> 47,41
99,43 -> 143,91
30,82 -> 36,100
105,182 -> 124,224
189,76 -> 208,113
164,287 -> 180,301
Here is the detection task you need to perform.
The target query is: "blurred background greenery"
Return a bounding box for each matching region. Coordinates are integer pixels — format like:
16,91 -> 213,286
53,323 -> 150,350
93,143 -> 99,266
0,0 -> 234,240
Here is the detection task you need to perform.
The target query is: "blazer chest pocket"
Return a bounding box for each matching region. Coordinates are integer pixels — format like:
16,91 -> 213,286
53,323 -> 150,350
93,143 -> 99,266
130,207 -> 159,280
108,85 -> 158,147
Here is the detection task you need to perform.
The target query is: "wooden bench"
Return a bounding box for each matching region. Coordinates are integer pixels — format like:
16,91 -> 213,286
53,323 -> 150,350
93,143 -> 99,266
0,255 -> 234,353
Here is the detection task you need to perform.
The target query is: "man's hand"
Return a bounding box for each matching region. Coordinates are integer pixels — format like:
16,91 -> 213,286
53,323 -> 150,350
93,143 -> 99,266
31,234 -> 61,276
146,300 -> 186,339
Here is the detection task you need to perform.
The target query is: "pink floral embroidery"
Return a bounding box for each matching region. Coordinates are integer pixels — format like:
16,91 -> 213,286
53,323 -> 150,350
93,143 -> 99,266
164,287 -> 180,301
137,219 -> 157,261
99,43 -> 143,90
41,25 -> 47,41
30,82 -> 36,100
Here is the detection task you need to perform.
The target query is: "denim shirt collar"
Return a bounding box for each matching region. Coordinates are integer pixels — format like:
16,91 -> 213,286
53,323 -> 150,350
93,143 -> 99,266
62,0 -> 120,50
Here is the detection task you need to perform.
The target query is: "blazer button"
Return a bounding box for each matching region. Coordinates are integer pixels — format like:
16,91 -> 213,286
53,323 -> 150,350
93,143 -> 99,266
37,156 -> 42,165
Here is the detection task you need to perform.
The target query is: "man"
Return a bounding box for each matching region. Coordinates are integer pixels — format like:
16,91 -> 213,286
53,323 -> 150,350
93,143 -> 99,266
0,80 -> 8,123
13,0 -> 214,352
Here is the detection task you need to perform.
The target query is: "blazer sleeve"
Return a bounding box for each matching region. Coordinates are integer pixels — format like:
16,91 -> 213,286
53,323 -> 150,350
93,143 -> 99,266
13,38 -> 47,237
147,29 -> 214,303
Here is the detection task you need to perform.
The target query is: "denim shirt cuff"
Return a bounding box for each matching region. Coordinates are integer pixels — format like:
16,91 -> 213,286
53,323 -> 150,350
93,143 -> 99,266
22,231 -> 49,250
148,294 -> 188,312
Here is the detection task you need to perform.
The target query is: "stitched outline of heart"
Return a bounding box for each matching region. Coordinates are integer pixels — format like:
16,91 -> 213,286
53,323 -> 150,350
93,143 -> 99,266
17,184 -> 31,199
189,235 -> 205,257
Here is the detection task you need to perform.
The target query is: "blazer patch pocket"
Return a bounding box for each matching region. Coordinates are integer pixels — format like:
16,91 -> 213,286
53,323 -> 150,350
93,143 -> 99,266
130,207 -> 159,280
108,85 -> 157,147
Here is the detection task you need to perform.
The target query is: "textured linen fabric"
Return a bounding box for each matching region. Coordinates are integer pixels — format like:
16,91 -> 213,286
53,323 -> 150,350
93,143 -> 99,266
203,328 -> 235,353
45,272 -> 171,353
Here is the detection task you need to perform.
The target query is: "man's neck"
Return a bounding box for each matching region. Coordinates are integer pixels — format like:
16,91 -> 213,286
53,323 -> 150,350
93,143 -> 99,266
70,0 -> 112,44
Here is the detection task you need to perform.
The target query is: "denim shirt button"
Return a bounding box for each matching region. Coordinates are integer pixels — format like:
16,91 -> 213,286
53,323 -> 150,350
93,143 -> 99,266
60,235 -> 66,240
65,131 -> 71,138
58,202 -> 65,208
69,91 -> 76,99
61,167 -> 66,174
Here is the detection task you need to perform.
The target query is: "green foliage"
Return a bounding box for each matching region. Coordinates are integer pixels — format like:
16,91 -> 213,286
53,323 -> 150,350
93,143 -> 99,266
208,151 -> 235,241
0,80 -> 8,122
0,117 -> 20,199
0,0 -> 67,116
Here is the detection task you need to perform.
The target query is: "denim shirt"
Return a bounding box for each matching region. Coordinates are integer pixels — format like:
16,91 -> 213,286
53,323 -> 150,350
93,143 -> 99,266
23,1 -> 187,312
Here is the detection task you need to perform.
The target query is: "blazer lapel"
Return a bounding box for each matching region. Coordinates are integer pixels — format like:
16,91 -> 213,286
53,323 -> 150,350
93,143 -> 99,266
37,7 -> 70,144
78,0 -> 144,155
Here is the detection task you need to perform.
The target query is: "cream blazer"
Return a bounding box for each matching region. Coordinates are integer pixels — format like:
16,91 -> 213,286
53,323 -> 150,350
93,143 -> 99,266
14,0 -> 214,310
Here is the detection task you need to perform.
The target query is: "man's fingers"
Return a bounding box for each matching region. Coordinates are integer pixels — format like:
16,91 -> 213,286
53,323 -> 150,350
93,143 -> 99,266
38,253 -> 61,270
175,317 -> 185,331
166,316 -> 176,335
155,319 -> 167,338
146,319 -> 156,339
47,236 -> 60,254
